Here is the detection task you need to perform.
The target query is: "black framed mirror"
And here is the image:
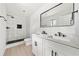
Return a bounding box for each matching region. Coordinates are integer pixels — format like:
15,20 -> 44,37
40,3 -> 75,27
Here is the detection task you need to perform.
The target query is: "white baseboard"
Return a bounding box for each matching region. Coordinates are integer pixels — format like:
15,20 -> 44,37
6,41 -> 25,48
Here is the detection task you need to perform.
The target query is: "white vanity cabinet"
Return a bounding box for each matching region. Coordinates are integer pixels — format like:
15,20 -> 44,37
32,34 -> 43,56
32,34 -> 79,56
44,39 -> 79,56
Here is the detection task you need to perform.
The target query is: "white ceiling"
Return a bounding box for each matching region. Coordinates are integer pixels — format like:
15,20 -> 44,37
18,3 -> 46,15
6,3 -> 46,16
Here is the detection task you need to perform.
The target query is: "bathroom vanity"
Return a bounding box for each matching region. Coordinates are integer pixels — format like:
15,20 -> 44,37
32,34 -> 79,56
32,3 -> 79,56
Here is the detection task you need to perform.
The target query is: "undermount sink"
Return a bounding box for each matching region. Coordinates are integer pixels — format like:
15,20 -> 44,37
46,35 -> 53,39
40,34 -> 53,39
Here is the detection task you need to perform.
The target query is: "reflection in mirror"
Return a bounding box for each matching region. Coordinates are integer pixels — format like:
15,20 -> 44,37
40,3 -> 74,27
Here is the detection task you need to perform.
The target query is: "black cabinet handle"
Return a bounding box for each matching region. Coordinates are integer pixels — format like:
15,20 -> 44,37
55,52 -> 57,56
35,41 -> 37,46
6,27 -> 10,29
51,50 -> 54,56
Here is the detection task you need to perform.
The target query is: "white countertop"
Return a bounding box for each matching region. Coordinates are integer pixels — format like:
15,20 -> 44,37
34,33 -> 79,49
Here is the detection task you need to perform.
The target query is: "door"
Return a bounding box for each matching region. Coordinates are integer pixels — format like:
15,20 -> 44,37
7,17 -> 16,41
0,17 -> 6,55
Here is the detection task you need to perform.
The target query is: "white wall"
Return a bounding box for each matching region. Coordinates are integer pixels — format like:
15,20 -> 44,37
0,3 -> 7,55
6,4 -> 30,41
30,3 -> 79,47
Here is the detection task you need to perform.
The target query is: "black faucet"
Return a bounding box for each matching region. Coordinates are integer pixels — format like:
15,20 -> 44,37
41,31 -> 47,34
55,32 -> 66,37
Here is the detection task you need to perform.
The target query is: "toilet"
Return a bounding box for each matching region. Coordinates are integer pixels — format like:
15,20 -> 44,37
24,38 -> 32,46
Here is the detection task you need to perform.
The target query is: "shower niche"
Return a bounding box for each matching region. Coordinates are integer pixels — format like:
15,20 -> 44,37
17,24 -> 22,29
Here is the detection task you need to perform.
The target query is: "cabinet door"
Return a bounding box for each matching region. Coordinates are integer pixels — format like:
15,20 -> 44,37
44,46 -> 55,56
32,34 -> 38,56
43,39 -> 56,56
32,34 -> 43,56
37,36 -> 43,56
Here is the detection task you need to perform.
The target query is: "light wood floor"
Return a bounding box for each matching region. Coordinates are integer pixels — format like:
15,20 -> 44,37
4,44 -> 33,56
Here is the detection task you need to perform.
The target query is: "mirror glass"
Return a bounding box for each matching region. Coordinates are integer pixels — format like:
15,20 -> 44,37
40,3 -> 74,27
